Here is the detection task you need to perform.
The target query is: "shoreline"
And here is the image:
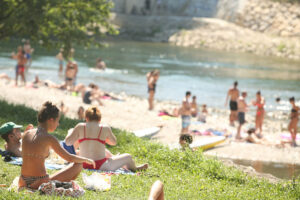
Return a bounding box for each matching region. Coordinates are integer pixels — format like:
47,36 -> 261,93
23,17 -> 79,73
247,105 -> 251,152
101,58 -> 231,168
0,78 -> 299,181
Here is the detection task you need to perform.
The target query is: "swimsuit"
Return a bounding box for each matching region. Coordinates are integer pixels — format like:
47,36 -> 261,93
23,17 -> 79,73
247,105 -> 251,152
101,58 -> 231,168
21,174 -> 49,189
291,108 -> 298,119
59,60 -> 63,65
255,102 -> 264,116
25,53 -> 31,60
181,115 -> 191,128
78,125 -> 107,170
18,65 -> 25,74
229,100 -> 238,111
65,77 -> 73,81
238,112 -> 245,125
83,91 -> 92,104
148,83 -> 156,93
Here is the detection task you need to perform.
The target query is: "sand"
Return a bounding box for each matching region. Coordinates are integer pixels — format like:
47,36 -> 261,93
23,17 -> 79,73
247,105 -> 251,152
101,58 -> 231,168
0,79 -> 299,167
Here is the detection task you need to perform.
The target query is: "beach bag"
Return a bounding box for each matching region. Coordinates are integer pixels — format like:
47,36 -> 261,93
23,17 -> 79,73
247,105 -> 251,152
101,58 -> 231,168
82,172 -> 111,191
38,180 -> 85,198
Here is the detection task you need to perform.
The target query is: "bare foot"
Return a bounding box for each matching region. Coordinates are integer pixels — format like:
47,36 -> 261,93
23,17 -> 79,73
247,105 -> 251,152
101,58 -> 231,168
136,163 -> 148,171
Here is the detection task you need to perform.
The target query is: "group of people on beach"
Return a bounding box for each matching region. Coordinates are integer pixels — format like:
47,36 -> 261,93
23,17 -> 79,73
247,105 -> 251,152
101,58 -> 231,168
225,81 -> 299,147
0,102 -> 165,199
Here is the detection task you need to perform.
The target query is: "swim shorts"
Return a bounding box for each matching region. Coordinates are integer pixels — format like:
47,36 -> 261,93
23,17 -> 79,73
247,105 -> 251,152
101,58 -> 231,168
229,100 -> 238,111
181,115 -> 191,128
238,112 -> 245,125
18,65 -> 25,74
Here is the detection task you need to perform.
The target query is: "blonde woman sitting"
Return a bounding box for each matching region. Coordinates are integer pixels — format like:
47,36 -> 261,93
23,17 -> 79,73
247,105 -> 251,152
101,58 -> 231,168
65,106 -> 148,171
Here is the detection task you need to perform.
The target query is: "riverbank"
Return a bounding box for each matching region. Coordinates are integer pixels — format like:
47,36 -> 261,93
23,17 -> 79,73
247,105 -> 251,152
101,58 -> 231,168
110,13 -> 300,60
0,78 -> 299,170
1,97 -> 299,199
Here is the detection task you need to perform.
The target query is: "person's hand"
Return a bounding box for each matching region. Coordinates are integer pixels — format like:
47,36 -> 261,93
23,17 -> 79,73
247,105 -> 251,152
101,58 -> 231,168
85,159 -> 96,168
25,124 -> 34,131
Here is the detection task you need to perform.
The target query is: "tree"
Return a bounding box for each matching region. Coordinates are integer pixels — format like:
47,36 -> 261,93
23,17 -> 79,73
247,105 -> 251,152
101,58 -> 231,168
0,0 -> 118,55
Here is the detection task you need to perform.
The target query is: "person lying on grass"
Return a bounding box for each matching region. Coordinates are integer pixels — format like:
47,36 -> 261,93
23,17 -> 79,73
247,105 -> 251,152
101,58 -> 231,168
19,101 -> 95,190
65,105 -> 148,171
0,122 -> 33,157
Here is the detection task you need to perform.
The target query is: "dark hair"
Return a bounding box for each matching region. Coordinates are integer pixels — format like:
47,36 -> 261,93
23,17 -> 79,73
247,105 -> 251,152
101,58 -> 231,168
88,83 -> 97,89
275,97 -> 281,102
1,131 -> 13,142
186,91 -> 191,96
192,96 -> 196,99
247,128 -> 256,135
179,134 -> 193,144
38,101 -> 59,123
289,97 -> 295,102
234,81 -> 238,87
256,91 -> 261,95
85,106 -> 101,121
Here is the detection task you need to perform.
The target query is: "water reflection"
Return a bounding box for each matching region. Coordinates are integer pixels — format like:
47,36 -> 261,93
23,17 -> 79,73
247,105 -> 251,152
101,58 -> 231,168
232,159 -> 300,180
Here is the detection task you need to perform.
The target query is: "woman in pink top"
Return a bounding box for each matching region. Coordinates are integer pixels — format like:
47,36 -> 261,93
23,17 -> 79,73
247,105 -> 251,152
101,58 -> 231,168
252,91 -> 265,137
65,106 -> 148,171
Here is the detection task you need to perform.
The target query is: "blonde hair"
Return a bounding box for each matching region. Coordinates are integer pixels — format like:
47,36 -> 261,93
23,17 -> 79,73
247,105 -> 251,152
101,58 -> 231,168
85,106 -> 101,121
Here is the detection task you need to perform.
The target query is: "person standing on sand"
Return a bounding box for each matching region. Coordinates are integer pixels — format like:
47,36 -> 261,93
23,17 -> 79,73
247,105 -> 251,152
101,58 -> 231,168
181,91 -> 192,134
191,96 -> 198,117
225,81 -> 240,126
288,97 -> 299,147
147,70 -> 160,110
56,48 -> 64,73
236,92 -> 247,139
253,91 -> 265,138
11,46 -> 27,86
23,40 -> 34,71
65,61 -> 78,90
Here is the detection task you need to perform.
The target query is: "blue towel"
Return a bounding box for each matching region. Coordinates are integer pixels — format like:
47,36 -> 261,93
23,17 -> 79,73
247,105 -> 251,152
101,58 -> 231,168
60,141 -> 76,155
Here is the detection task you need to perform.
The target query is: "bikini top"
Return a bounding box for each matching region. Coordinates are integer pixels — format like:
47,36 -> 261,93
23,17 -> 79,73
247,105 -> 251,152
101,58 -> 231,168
78,125 -> 105,145
291,108 -> 297,113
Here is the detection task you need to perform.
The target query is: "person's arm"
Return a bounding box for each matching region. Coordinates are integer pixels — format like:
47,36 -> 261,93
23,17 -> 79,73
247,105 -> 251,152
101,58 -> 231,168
104,126 -> 117,146
65,124 -> 81,146
225,90 -> 230,106
49,135 -> 95,167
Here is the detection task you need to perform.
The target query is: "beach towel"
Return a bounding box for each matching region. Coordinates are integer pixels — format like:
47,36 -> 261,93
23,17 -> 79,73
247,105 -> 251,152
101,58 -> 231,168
82,172 -> 111,191
8,157 -> 66,170
84,168 -> 136,175
280,133 -> 300,141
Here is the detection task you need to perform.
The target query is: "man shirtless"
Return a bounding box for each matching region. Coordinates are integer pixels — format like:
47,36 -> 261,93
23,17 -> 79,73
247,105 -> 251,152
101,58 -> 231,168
65,61 -> 78,90
11,46 -> 27,86
191,96 -> 198,117
236,92 -> 247,139
225,81 -> 240,126
181,91 -> 192,134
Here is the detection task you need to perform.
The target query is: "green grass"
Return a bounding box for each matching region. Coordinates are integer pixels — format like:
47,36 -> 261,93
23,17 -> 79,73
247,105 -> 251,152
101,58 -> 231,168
0,99 -> 300,199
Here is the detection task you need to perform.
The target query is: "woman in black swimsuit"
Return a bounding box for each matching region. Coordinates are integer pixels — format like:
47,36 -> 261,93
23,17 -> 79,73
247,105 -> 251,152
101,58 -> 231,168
147,70 -> 160,110
288,97 -> 299,147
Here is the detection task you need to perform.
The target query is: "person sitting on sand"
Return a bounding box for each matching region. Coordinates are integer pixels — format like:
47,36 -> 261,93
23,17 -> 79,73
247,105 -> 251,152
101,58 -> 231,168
82,83 -> 104,106
288,97 -> 299,147
95,58 -> 106,70
77,106 -> 85,121
191,96 -> 198,118
225,81 -> 240,126
11,46 -> 27,86
65,106 -> 148,171
253,91 -> 265,138
19,101 -> 95,190
236,92 -> 247,140
0,73 -> 11,82
0,122 -> 33,157
181,91 -> 192,134
147,70 -> 160,110
197,104 -> 208,123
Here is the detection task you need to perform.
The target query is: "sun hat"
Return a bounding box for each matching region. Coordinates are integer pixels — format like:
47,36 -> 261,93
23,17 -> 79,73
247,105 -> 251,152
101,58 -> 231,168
0,122 -> 22,135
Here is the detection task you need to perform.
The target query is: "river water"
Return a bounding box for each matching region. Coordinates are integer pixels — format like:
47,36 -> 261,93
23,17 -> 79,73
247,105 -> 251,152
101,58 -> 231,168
0,39 -> 299,111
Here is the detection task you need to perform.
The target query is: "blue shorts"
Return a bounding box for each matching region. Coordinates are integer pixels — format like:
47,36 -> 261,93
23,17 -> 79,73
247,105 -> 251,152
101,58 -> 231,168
60,141 -> 76,155
238,112 -> 245,125
25,53 -> 31,60
59,60 -> 63,65
181,115 -> 191,128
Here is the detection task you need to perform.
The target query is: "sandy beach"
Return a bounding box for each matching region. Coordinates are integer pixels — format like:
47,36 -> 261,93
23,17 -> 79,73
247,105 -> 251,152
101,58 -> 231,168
0,78 -> 299,168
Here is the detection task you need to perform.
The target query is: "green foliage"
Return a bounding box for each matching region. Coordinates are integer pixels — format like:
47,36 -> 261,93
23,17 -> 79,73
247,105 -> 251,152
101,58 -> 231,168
0,0 -> 118,55
0,100 -> 299,199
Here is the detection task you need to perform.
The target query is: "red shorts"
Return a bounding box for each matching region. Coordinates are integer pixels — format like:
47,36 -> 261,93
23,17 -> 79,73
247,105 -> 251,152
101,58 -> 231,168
18,65 -> 25,74
83,158 -> 108,170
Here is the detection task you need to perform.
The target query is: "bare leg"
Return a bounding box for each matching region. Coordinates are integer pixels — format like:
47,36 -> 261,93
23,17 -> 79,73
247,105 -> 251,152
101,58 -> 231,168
100,153 -> 148,172
50,162 -> 82,182
148,91 -> 154,110
148,180 -> 164,200
15,72 -> 19,86
236,124 -> 242,139
21,72 -> 26,86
